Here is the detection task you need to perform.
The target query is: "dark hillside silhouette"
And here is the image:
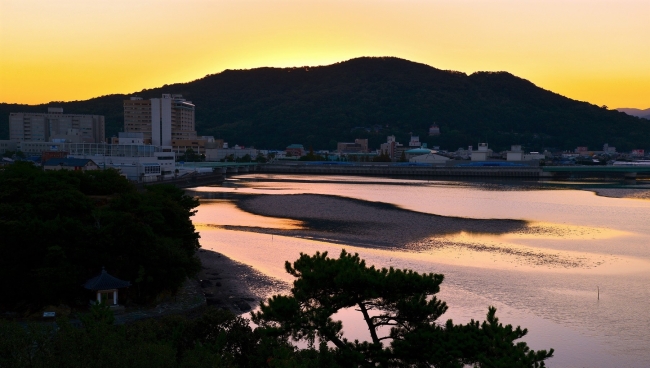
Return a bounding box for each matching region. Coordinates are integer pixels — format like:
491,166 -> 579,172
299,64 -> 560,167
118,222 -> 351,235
2,57 -> 648,151
617,108 -> 650,120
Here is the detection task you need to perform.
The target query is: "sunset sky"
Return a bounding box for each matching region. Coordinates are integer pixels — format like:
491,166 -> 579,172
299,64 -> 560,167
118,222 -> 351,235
1,0 -> 648,108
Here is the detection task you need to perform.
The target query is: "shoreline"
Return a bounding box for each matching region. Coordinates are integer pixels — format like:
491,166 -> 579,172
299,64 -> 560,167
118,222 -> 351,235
196,249 -> 288,315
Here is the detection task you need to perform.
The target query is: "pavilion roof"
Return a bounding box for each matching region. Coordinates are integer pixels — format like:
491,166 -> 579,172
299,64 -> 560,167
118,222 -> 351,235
84,268 -> 131,290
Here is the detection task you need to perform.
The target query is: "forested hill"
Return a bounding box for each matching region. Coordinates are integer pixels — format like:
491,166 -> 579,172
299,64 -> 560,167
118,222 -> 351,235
616,108 -> 650,120
2,57 -> 648,151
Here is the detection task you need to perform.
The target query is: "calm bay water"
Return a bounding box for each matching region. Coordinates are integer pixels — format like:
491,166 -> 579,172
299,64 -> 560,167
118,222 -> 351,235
191,175 -> 650,367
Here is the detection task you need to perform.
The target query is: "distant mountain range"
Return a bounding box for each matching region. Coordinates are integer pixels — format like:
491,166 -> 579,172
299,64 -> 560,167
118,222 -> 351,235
616,108 -> 650,120
2,57 -> 649,151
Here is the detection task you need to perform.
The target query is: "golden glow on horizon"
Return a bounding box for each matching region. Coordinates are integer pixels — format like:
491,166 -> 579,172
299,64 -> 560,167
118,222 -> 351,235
1,0 -> 648,108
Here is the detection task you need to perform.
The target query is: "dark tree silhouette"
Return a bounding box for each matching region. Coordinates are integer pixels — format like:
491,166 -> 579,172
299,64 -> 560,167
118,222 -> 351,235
253,250 -> 554,367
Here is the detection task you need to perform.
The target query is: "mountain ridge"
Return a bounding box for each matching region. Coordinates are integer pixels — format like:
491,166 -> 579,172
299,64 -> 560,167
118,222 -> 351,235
616,108 -> 650,120
2,57 -> 648,151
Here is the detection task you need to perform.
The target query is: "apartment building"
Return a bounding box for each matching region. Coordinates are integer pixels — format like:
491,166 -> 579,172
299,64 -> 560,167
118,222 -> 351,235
9,108 -> 105,143
379,135 -> 401,159
124,94 -> 197,147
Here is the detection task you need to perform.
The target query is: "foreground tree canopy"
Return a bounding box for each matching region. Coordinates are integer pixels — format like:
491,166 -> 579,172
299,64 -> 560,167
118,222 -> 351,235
1,307 -> 288,368
0,248 -> 554,367
253,250 -> 554,367
0,162 -> 201,311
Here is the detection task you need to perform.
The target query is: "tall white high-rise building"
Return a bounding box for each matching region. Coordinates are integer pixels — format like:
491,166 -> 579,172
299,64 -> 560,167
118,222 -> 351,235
124,94 -> 196,146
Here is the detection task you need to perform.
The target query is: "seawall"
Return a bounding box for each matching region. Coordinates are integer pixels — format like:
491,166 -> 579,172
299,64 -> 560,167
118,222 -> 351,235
258,163 -> 542,178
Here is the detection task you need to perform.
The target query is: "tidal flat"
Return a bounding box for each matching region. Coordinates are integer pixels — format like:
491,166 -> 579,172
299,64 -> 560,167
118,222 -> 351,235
190,175 -> 650,367
195,193 -> 633,271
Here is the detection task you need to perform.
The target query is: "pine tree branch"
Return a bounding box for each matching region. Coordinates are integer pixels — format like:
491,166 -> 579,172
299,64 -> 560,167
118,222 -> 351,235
358,301 -> 381,345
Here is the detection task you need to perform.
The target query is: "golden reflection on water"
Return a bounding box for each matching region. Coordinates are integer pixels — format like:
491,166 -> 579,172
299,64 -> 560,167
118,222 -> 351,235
509,222 -> 629,240
409,231 -> 650,274
190,177 -> 650,233
192,195 -> 647,274
198,227 -> 649,367
190,177 -> 650,366
194,200 -> 304,230
405,221 -> 642,273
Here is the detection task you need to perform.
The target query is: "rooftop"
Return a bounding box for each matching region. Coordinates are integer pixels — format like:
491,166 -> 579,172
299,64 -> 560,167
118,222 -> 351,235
406,148 -> 432,154
84,268 -> 131,291
43,158 -> 97,167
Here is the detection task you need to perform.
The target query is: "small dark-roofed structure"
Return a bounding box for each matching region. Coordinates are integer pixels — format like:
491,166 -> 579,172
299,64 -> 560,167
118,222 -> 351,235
43,158 -> 99,171
84,268 -> 131,306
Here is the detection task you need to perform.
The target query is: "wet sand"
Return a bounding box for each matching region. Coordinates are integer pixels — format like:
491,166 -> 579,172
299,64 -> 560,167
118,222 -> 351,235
234,194 -> 527,248
592,188 -> 650,200
195,193 -> 605,269
196,249 -> 288,315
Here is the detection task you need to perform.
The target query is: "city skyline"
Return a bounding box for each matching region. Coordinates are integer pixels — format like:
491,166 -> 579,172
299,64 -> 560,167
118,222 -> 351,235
1,0 -> 648,109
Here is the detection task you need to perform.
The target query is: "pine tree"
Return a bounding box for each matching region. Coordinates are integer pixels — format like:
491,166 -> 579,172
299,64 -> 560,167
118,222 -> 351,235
253,250 -> 553,367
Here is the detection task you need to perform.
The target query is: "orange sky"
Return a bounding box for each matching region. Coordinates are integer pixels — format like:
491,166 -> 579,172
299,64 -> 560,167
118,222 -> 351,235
1,0 -> 648,108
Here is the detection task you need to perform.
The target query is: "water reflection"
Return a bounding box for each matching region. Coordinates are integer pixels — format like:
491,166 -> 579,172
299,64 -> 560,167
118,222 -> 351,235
410,232 -> 649,273
189,174 -> 650,232
190,175 -> 650,367
198,228 -> 646,367
194,200 -> 304,230
194,193 -> 643,271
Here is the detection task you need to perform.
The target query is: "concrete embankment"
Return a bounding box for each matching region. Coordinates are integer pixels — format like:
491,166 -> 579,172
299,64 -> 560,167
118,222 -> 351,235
136,172 -> 224,190
258,163 -> 542,178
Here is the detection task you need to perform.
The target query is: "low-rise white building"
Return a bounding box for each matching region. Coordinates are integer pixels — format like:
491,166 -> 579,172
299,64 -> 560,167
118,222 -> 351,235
408,135 -> 421,147
66,143 -> 175,180
506,145 -> 524,161
471,143 -> 491,161
506,145 -> 545,161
